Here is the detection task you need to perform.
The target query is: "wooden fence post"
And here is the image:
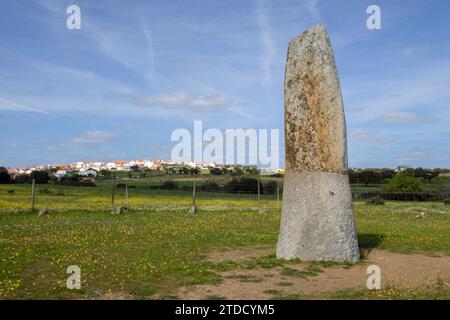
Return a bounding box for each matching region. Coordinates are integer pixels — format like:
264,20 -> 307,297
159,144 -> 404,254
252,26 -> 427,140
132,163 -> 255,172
257,174 -> 261,211
111,175 -> 116,212
192,181 -> 196,207
125,183 -> 129,208
189,181 -> 197,214
31,179 -> 36,211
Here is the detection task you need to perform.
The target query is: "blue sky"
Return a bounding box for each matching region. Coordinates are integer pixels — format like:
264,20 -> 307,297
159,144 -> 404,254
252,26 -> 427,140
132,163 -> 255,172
1,0 -> 449,168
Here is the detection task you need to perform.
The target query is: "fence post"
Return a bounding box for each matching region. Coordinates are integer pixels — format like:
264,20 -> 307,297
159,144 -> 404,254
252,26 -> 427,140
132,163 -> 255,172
189,181 -> 197,214
31,179 -> 36,211
257,173 -> 261,211
277,186 -> 280,202
125,183 -> 129,208
111,175 -> 116,212
192,181 -> 196,207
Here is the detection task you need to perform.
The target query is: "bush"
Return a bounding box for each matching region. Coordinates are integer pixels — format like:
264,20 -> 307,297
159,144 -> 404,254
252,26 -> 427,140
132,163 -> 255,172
7,189 -> 14,194
199,181 -> 221,192
56,176 -> 80,186
79,181 -> 96,187
263,181 -> 278,194
15,174 -> 31,184
161,180 -> 178,190
55,176 -> 95,187
30,170 -> 50,184
366,196 -> 385,205
0,167 -> 12,184
443,198 -> 450,205
382,172 -> 422,193
224,178 -> 262,194
209,167 -> 223,175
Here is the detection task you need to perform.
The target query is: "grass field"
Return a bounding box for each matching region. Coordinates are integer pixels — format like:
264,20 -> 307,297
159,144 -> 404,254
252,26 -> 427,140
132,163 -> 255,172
0,182 -> 449,299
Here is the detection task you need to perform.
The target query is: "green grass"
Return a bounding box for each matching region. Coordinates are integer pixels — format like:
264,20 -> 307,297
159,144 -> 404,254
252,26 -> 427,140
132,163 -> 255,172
0,183 -> 449,299
280,267 -> 319,278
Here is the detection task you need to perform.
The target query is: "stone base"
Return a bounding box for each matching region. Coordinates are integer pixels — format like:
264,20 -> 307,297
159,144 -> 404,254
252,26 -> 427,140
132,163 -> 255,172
277,171 -> 360,263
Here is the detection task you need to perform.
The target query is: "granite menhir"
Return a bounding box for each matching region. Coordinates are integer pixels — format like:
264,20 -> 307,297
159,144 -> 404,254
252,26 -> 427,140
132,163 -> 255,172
277,24 -> 360,263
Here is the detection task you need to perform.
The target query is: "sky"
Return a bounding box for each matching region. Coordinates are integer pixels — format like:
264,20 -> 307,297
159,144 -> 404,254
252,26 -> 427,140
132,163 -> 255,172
1,0 -> 450,168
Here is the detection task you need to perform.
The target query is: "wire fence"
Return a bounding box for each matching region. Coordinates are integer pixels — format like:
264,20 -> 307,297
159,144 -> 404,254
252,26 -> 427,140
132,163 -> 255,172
3,177 -> 447,214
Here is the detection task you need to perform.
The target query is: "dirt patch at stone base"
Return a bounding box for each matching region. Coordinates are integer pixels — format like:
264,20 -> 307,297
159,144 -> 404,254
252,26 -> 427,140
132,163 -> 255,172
177,248 -> 450,300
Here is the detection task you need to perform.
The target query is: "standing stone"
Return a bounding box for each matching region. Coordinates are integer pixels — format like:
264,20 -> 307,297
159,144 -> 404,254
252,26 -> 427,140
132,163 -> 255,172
276,24 -> 360,263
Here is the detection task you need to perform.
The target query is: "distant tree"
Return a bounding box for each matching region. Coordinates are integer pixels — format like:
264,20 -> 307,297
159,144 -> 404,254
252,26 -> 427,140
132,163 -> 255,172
199,180 -> 220,192
130,165 -> 139,172
358,170 -> 383,187
232,166 -> 244,176
30,170 -> 50,184
382,172 -> 422,193
178,166 -> 190,175
263,180 -> 278,194
350,169 -> 388,185
209,167 -> 223,175
189,167 -> 200,175
413,167 -> 426,178
0,167 -> 12,184
15,174 -> 31,184
224,177 -> 262,194
424,170 -> 439,184
47,167 -> 58,174
380,168 -> 395,180
245,166 -> 260,175
99,169 -> 111,178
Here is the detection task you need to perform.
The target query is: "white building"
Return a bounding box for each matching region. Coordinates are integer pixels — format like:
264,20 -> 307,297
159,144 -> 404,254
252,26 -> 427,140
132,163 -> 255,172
78,169 -> 98,177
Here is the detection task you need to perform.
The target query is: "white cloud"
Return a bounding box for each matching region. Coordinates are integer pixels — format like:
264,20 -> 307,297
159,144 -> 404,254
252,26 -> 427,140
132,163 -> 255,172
305,0 -> 321,21
69,131 -> 118,146
348,128 -> 393,143
0,98 -> 48,114
133,91 -> 230,111
256,0 -> 276,91
378,112 -> 418,124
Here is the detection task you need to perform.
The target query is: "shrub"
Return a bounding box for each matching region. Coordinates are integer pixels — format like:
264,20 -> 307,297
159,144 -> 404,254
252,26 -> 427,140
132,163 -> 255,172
263,181 -> 278,194
199,181 -> 221,192
366,196 -> 385,205
55,176 -> 95,187
209,167 -> 223,175
15,174 -> 31,184
443,198 -> 450,205
382,172 -> 422,193
56,176 -> 80,186
224,178 -> 262,194
161,180 -> 178,190
0,167 -> 12,184
30,170 -> 50,184
7,189 -> 14,194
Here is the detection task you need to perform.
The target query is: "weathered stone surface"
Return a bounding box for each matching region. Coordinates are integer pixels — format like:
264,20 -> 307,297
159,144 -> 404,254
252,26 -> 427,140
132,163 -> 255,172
284,24 -> 347,173
277,171 -> 359,262
277,24 -> 360,263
